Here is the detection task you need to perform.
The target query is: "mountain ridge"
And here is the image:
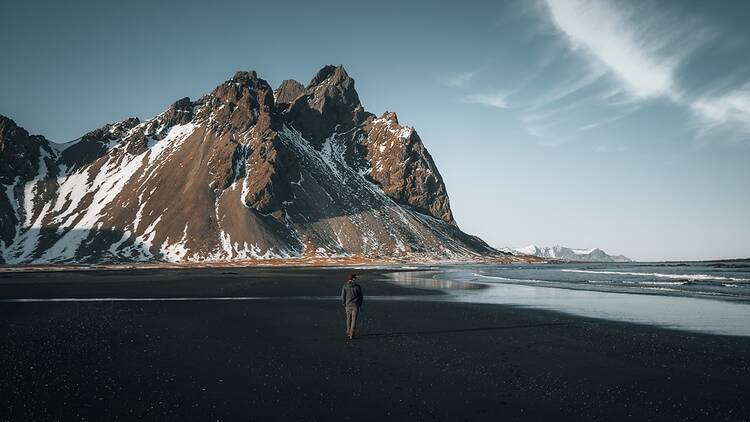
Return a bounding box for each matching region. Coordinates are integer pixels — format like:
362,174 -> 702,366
508,245 -> 632,262
0,65 -> 504,264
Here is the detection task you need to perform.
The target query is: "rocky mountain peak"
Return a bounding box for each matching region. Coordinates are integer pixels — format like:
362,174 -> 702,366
154,97 -> 193,129
307,64 -> 340,87
1,115 -> 24,138
305,64 -> 359,104
275,79 -> 305,106
364,113 -> 455,226
379,111 -> 399,124
0,116 -> 45,151
1,116 -> 26,155
214,70 -> 273,100
284,64 -> 366,146
0,115 -> 52,183
170,97 -> 192,110
203,71 -> 277,133
232,70 -> 259,83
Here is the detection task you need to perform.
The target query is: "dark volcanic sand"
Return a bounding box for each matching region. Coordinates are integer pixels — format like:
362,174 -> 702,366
1,267 -> 749,421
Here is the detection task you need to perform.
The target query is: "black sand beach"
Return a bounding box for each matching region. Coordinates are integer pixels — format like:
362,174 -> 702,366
1,267 -> 749,421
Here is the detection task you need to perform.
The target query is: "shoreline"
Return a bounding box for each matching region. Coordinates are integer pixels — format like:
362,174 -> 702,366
0,255 -> 550,273
2,255 -> 744,274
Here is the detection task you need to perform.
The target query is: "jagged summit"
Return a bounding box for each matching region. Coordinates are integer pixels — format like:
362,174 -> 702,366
379,111 -> 399,123
232,70 -> 258,81
282,64 -> 366,145
308,64 -> 346,87
0,65 -> 497,264
0,115 -> 54,183
0,114 -> 22,134
275,79 -> 305,105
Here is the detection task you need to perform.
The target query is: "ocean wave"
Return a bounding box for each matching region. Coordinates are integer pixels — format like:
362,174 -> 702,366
472,273 -> 545,283
637,287 -> 735,297
561,269 -> 750,282
470,272 -> 748,299
641,287 -> 681,292
587,279 -> 687,286
479,273 -> 706,286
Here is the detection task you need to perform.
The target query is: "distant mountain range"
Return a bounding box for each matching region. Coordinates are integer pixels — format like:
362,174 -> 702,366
505,245 -> 632,262
0,65 -> 501,264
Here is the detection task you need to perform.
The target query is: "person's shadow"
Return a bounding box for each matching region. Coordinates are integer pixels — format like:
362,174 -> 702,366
355,322 -> 573,339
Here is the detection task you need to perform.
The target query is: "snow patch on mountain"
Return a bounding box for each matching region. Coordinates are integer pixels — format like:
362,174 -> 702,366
511,245 -> 632,262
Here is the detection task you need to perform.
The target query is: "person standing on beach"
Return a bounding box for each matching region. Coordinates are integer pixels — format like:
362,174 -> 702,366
341,273 -> 363,340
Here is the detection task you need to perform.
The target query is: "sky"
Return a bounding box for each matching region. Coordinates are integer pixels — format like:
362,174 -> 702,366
1,0 -> 748,261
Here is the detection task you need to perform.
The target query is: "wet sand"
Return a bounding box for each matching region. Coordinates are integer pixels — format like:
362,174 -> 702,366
1,267 -> 749,421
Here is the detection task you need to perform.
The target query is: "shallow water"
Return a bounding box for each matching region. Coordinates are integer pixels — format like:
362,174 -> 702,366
386,263 -> 750,337
469,261 -> 750,299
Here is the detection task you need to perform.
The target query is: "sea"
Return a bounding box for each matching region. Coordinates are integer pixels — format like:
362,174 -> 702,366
385,260 -> 750,337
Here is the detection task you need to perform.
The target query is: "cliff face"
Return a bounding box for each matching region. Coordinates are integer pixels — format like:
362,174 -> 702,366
0,65 -> 497,264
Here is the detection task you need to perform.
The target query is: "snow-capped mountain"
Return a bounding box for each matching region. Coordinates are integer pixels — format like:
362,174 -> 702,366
511,245 -> 632,262
0,65 -> 500,264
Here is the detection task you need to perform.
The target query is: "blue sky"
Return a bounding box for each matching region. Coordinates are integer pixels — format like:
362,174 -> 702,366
1,0 -> 748,261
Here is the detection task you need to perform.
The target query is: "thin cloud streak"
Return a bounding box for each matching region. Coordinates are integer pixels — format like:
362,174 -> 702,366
578,107 -> 637,131
462,91 -> 508,108
442,71 -> 477,88
690,86 -> 750,136
541,0 -> 750,138
526,66 -> 608,110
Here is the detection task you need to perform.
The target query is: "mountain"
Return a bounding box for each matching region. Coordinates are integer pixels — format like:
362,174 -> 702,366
511,245 -> 632,262
0,65 -> 502,264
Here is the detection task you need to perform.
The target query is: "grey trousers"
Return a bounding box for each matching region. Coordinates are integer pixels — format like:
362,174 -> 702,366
345,306 -> 360,335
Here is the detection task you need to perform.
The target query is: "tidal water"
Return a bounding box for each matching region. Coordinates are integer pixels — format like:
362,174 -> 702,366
386,261 -> 750,337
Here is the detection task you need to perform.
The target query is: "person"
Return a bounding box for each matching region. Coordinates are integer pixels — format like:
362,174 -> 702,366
341,273 -> 363,340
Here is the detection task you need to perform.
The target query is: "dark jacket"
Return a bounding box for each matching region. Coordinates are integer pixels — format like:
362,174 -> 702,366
341,282 -> 363,308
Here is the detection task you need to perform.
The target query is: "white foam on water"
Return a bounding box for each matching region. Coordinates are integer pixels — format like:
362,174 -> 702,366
472,273 -> 545,283
561,269 -> 750,282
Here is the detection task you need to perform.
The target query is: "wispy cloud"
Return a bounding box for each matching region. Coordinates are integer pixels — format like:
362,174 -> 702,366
689,86 -> 750,136
462,91 -> 508,108
540,0 -> 750,138
544,0 -> 675,98
578,107 -> 637,131
441,71 -> 477,88
528,66 -> 608,109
